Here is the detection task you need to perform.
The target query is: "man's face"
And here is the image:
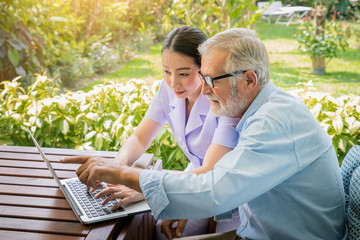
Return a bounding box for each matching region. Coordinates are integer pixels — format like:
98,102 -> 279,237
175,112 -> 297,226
200,48 -> 248,118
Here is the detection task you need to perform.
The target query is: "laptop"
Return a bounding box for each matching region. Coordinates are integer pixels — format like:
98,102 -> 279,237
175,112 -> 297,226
27,128 -> 153,224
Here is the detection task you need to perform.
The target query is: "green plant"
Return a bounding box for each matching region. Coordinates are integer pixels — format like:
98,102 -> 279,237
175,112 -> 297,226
290,81 -> 360,165
351,22 -> 360,48
162,0 -> 261,37
0,2 -> 46,83
297,19 -> 350,74
87,33 -> 120,74
0,0 -> 168,88
0,75 -> 189,170
147,126 -> 189,170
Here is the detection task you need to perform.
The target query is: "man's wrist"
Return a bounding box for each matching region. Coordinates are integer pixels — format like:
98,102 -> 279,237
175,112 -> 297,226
117,165 -> 142,192
116,165 -> 129,183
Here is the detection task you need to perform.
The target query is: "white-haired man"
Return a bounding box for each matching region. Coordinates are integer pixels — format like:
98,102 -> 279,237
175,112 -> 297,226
62,28 -> 347,240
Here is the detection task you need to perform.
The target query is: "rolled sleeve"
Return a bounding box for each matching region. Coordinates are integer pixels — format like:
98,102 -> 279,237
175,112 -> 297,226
139,169 -> 169,219
212,117 -> 239,148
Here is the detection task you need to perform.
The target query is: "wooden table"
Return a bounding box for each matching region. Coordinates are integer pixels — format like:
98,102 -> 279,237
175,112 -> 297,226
0,145 -> 155,240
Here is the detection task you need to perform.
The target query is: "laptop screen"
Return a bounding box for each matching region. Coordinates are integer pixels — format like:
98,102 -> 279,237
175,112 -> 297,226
26,128 -> 64,189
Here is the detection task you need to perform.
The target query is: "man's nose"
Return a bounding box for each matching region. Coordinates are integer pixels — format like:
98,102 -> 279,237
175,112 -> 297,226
201,81 -> 212,95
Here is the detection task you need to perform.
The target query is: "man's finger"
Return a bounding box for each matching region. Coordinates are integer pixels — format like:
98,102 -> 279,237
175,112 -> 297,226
60,156 -> 91,164
77,167 -> 92,187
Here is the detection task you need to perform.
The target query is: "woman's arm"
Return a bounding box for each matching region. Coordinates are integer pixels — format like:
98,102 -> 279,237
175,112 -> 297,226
113,117 -> 163,165
188,143 -> 232,175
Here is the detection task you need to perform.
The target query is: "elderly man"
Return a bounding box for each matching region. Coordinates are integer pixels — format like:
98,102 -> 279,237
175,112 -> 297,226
62,28 -> 347,240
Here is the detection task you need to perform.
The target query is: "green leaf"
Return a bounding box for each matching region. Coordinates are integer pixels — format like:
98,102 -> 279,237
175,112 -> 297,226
95,133 -> 103,150
8,39 -> 23,51
7,47 -> 19,66
310,103 -> 322,118
103,120 -> 112,130
0,35 -> 4,47
15,66 -> 26,76
62,119 -> 69,135
32,55 -> 41,67
85,130 -> 97,140
65,115 -> 75,124
332,117 -> 343,134
0,46 -> 6,58
50,16 -> 68,22
102,132 -> 112,142
86,112 -> 99,121
349,121 -> 360,136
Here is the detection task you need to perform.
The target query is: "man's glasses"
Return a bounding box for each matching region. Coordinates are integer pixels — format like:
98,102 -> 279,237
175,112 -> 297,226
198,70 -> 247,88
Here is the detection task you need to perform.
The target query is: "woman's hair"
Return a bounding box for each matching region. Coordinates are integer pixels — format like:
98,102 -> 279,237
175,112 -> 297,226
162,26 -> 207,68
198,28 -> 270,86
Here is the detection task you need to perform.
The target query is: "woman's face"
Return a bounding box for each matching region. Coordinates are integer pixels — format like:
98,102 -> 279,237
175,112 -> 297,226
162,49 -> 202,102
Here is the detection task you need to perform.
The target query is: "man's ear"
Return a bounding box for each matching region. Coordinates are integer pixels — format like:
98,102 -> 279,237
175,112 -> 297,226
244,70 -> 258,91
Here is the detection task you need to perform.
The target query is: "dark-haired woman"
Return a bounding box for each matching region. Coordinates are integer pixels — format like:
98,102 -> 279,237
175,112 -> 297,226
96,26 -> 240,240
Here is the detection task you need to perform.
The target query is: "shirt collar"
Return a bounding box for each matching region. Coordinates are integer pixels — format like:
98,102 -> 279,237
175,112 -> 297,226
237,81 -> 278,132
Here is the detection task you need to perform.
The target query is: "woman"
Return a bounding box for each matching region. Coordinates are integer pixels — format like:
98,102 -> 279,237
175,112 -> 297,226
96,26 -> 240,240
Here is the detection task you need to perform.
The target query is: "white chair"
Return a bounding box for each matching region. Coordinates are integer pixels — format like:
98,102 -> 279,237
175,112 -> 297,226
257,1 -> 310,26
257,1 -> 287,24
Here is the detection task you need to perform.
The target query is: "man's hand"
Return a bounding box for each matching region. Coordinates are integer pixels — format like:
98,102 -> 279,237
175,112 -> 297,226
95,184 -> 145,210
60,156 -> 125,189
160,219 -> 188,240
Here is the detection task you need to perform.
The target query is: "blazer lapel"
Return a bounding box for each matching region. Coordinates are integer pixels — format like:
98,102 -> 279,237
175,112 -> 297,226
169,96 -> 186,136
185,94 -> 209,135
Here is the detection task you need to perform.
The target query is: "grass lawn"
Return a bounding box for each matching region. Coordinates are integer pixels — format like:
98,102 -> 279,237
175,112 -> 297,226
81,20 -> 360,97
81,45 -> 163,92
256,21 -> 360,97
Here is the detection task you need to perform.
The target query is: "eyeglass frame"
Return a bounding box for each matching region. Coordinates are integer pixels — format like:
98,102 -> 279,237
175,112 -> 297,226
198,70 -> 247,88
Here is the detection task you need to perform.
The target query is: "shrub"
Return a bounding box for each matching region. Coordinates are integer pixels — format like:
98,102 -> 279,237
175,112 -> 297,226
0,75 -> 189,170
162,0 -> 261,38
1,76 -> 358,169
0,0 -> 166,88
87,33 -> 120,74
297,19 -> 350,74
289,81 -> 360,165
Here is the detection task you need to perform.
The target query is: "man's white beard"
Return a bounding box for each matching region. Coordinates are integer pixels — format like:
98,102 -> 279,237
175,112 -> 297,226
207,87 -> 245,118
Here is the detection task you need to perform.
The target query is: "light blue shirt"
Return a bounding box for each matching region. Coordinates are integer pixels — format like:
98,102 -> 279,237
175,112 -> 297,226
145,80 -> 239,170
140,81 -> 347,239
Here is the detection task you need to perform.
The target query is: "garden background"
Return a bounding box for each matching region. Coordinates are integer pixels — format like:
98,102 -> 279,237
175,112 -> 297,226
1,0 -> 360,170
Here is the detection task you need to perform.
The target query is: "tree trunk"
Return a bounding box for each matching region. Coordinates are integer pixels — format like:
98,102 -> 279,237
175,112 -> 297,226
84,0 -> 102,42
73,0 -> 78,38
312,55 -> 326,75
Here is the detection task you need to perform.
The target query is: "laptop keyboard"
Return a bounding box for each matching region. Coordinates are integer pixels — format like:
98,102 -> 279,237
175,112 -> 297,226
66,179 -> 124,218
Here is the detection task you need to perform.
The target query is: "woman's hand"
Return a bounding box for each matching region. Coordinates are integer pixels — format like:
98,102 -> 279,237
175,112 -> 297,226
95,184 -> 145,210
160,219 -> 189,240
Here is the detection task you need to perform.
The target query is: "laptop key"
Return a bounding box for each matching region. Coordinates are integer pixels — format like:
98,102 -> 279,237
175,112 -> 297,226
65,179 -> 126,219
